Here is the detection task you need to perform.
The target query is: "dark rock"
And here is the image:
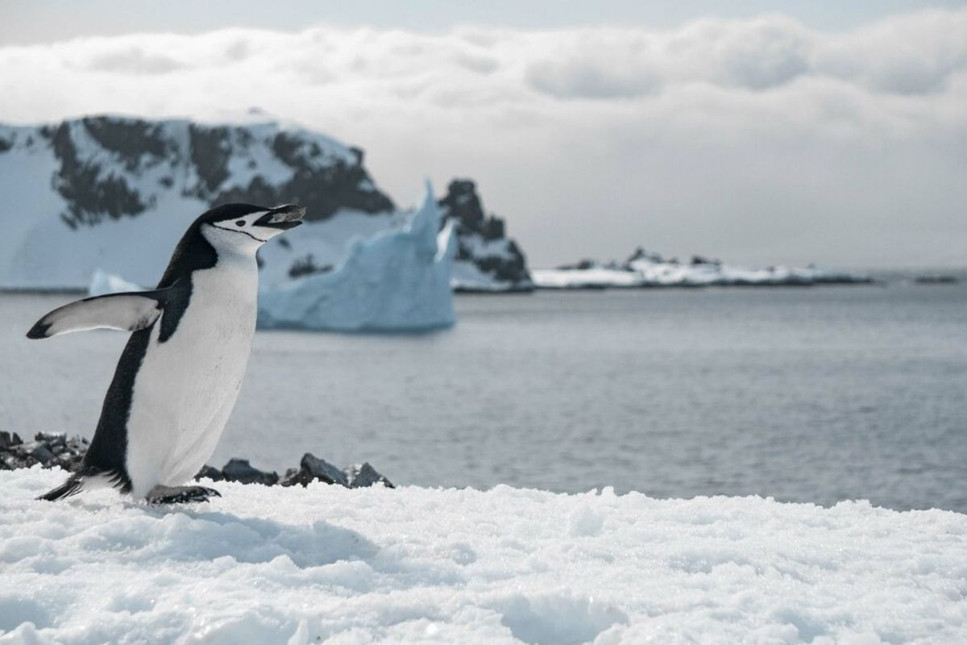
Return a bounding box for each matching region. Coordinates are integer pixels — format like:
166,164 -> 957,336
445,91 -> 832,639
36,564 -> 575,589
0,431 -> 13,450
345,462 -> 394,489
438,179 -> 532,290
287,254 -> 333,279
303,453 -> 349,486
189,124 -> 232,194
29,443 -> 56,465
36,432 -> 67,448
212,130 -> 394,221
52,121 -> 148,229
281,453 -> 349,487
195,465 -> 224,482
220,458 -> 279,486
915,275 -> 958,285
83,116 -> 169,170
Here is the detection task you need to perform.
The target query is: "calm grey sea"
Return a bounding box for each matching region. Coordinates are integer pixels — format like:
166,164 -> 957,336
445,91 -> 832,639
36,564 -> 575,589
2,282 -> 965,512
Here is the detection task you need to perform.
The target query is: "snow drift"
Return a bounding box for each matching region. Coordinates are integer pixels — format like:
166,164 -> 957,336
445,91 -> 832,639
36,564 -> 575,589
2,468 -> 966,644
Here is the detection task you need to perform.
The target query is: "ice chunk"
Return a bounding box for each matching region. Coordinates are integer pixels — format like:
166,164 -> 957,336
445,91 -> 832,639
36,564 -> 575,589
88,269 -> 144,296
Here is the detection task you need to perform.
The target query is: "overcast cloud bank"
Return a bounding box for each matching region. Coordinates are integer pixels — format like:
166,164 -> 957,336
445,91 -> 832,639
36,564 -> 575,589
0,9 -> 965,267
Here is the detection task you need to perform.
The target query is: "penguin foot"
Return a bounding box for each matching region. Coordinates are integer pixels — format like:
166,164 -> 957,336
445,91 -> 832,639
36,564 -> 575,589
146,485 -> 222,505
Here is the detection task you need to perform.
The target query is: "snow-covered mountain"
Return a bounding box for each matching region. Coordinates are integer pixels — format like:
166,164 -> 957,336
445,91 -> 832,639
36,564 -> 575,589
0,116 -> 396,289
0,115 -> 526,293
533,247 -> 872,289
437,180 -> 533,292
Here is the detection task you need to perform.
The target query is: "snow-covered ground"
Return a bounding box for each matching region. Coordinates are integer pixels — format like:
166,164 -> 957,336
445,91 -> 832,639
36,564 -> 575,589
2,468 -> 966,644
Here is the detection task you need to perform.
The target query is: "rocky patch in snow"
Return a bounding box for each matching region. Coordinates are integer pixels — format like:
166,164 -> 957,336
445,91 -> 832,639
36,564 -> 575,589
0,432 -> 392,490
0,432 -> 87,473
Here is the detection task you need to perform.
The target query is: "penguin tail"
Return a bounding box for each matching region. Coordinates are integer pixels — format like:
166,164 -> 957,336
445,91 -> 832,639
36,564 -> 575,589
37,474 -> 85,502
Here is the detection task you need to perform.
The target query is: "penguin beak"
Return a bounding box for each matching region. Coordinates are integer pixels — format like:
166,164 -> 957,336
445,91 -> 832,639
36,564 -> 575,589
256,204 -> 305,230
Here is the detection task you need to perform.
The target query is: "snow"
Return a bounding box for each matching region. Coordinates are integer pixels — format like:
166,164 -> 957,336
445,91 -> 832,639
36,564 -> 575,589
257,183 -> 457,332
450,235 -> 534,292
451,261 -> 516,292
531,267 -> 643,290
2,467 -> 966,644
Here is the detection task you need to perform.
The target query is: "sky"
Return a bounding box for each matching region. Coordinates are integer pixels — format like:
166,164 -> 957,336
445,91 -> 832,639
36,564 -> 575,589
1,1 -> 965,268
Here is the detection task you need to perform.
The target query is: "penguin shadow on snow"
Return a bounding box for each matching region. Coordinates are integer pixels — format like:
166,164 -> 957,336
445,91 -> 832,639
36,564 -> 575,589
135,505 -> 379,569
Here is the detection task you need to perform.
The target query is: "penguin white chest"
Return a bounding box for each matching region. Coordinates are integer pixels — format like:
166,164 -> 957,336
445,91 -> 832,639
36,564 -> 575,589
125,256 -> 258,496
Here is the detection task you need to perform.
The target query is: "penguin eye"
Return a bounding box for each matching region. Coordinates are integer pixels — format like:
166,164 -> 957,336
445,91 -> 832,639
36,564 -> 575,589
235,220 -> 246,227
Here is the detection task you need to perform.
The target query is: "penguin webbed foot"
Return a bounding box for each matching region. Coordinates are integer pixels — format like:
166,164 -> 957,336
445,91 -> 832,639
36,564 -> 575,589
146,485 -> 221,505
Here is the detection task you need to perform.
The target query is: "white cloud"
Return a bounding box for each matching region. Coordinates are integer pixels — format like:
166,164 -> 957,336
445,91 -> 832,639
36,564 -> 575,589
0,10 -> 965,267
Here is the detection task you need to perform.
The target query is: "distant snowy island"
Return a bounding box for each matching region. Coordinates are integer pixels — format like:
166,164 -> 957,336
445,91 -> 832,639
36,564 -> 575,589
533,248 -> 872,290
3,467 -> 966,644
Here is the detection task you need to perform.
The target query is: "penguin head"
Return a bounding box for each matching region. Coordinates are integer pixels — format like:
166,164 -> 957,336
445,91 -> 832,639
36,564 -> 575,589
199,203 -> 305,253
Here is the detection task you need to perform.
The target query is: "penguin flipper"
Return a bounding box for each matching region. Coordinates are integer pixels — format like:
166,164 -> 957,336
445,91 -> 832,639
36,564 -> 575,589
27,290 -> 169,339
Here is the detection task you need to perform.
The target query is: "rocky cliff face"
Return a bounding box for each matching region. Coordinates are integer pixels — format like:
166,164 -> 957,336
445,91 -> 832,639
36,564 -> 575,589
437,179 -> 532,292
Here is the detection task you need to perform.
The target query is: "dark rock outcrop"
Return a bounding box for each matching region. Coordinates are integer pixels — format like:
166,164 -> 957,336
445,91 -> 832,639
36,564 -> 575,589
220,458 -> 280,486
438,179 -> 533,292
281,452 -> 349,487
345,462 -> 395,488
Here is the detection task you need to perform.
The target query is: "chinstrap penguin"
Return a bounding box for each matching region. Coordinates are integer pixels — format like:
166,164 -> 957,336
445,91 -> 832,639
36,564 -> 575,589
29,203 -> 305,504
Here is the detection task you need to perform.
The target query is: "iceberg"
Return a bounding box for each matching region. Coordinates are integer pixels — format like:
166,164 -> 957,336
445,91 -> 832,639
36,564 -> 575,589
257,183 -> 457,332
87,268 -> 144,297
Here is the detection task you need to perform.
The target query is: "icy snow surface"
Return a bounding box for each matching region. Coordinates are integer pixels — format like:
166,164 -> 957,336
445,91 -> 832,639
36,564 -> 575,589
258,184 -> 456,332
2,468 -> 966,644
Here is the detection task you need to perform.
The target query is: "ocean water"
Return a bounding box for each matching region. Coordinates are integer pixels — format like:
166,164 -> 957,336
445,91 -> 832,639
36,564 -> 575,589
2,282 -> 965,512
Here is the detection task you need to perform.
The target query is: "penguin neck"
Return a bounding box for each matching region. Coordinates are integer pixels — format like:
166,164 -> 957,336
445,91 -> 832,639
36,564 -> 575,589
157,225 -> 261,289
157,227 -> 216,288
